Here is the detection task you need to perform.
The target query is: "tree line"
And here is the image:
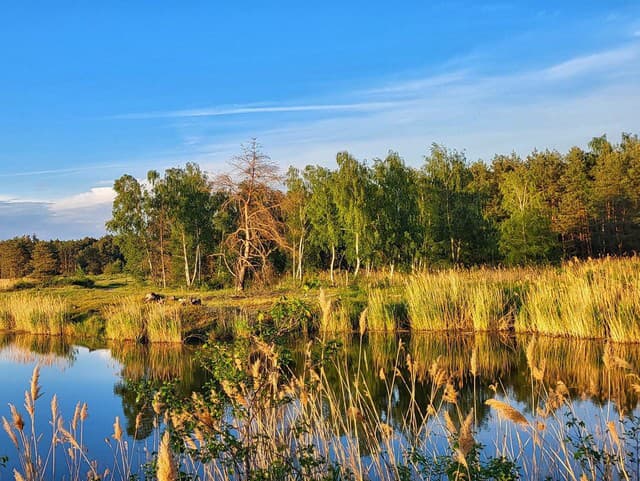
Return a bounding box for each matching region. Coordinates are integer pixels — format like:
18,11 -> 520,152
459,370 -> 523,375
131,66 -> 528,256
2,133 -> 639,288
0,236 -> 123,279
104,134 -> 640,290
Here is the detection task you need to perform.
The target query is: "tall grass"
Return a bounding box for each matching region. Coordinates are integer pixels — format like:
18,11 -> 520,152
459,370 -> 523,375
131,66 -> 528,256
147,304 -> 182,343
405,271 -> 516,332
104,298 -> 184,343
0,292 -> 71,335
367,288 -> 404,331
103,296 -> 146,341
403,258 -> 640,341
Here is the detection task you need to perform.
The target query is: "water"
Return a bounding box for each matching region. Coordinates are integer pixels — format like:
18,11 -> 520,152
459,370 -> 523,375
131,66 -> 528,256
0,332 -> 638,479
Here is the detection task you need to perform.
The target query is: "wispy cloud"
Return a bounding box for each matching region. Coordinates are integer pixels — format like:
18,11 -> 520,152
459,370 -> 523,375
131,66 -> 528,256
221,42 -> 640,165
0,163 -> 129,178
113,101 -> 401,120
542,45 -> 639,80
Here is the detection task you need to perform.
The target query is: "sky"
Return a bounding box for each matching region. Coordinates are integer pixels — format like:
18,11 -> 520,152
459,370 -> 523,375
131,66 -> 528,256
1,1 -> 639,239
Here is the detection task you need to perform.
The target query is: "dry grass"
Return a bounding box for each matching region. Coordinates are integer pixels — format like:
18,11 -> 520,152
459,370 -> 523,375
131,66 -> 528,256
0,292 -> 71,335
103,296 -> 146,341
147,304 -> 183,343
403,258 -> 640,341
104,298 -> 184,343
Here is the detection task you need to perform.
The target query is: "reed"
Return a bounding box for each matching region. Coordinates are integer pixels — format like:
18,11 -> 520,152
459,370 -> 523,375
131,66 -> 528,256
0,292 -> 70,335
147,304 -> 183,343
400,258 -> 640,341
103,296 -> 146,341
366,288 -> 397,331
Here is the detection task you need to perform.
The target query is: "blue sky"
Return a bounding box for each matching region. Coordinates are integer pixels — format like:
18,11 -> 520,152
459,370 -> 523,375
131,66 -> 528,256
1,1 -> 639,239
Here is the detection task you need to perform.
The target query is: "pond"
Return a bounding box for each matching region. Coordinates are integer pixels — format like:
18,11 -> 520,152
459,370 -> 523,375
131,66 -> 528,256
0,332 -> 638,480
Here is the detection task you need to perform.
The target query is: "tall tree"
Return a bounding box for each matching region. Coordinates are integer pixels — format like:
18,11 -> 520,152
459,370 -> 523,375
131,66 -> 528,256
216,140 -> 287,291
106,175 -> 153,278
162,163 -> 216,287
498,167 -> 559,264
332,152 -> 373,277
31,242 -> 59,278
0,236 -> 35,278
283,167 -> 310,282
304,165 -> 342,284
556,147 -> 593,257
421,144 -> 488,265
371,152 -> 421,274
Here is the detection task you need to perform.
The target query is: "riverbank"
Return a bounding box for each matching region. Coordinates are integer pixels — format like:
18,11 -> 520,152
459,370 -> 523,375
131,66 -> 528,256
1,257 -> 640,342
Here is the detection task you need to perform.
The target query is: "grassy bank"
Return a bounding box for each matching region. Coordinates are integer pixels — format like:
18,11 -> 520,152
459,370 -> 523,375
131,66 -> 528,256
359,257 -> 640,342
2,257 -> 640,342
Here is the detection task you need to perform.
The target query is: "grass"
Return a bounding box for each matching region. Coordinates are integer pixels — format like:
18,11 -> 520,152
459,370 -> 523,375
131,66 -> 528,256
0,292 -> 71,335
147,304 -> 183,343
2,257 -> 640,342
103,299 -> 183,343
103,296 -> 146,341
403,257 -> 640,341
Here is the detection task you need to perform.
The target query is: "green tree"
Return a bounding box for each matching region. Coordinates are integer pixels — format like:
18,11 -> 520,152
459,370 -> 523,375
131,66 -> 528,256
283,167 -> 310,282
557,147 -> 593,257
106,174 -> 153,278
304,165 -> 342,284
0,236 -> 35,278
371,151 -> 421,274
421,144 -> 488,265
498,167 -> 559,264
30,241 -> 59,278
161,163 -> 217,287
332,152 -> 374,277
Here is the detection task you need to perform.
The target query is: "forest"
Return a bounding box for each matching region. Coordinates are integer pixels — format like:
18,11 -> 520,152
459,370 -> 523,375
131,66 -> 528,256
1,133 -> 639,290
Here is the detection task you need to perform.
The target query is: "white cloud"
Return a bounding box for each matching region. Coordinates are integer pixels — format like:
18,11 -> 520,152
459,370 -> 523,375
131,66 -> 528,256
0,187 -> 115,240
114,101 -> 400,120
542,45 -> 639,80
51,187 -> 115,212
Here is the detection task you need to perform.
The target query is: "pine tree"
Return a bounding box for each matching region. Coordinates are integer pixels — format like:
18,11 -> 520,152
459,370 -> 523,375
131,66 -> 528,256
31,242 -> 59,278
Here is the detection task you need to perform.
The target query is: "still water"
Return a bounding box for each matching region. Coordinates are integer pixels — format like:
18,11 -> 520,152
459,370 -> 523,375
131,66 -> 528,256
0,332 -> 638,478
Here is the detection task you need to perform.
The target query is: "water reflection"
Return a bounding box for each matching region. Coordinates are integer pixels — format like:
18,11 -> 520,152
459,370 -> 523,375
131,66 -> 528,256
108,342 -> 209,439
0,331 -> 638,476
313,332 -> 640,432
0,331 -> 76,367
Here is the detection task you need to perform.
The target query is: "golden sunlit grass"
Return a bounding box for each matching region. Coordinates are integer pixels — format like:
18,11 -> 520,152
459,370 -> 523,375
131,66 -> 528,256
146,304 -> 183,343
366,288 -> 399,331
403,257 -> 640,341
0,292 -> 71,335
2,257 -> 640,342
103,296 -> 146,341
103,298 -> 183,343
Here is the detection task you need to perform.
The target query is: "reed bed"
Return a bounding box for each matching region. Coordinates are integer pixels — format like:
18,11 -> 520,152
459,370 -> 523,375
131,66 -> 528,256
402,257 -> 640,341
103,298 -> 184,343
367,288 -> 403,331
103,296 -> 146,341
405,271 -> 516,332
147,304 -> 182,343
0,292 -> 71,335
